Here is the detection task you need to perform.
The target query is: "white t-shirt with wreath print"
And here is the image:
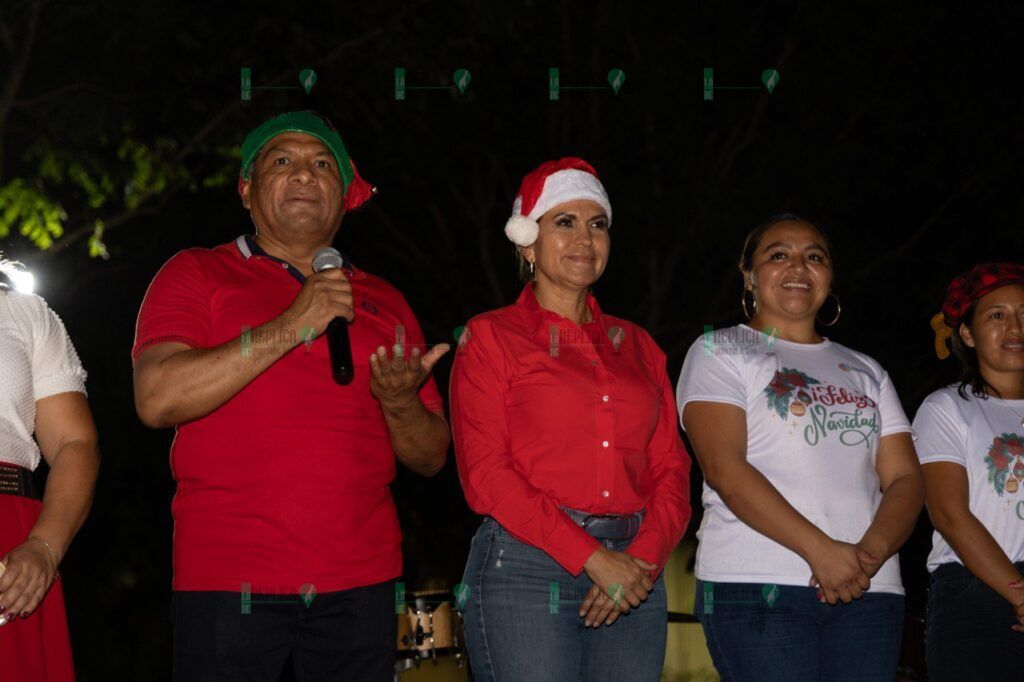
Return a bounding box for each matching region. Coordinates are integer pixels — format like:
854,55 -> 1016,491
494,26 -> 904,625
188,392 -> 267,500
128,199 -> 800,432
676,324 -> 911,595
912,385 -> 1024,573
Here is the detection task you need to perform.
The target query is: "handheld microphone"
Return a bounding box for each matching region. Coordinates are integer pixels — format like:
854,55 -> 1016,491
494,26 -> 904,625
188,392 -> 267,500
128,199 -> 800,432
312,247 -> 354,386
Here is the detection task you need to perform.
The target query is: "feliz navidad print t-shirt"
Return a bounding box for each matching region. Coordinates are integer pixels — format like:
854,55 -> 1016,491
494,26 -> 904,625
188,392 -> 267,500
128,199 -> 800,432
676,324 -> 911,595
912,386 -> 1024,573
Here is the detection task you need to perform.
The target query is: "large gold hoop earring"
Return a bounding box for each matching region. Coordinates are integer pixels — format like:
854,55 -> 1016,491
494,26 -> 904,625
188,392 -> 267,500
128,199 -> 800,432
817,292 -> 842,327
741,289 -> 757,321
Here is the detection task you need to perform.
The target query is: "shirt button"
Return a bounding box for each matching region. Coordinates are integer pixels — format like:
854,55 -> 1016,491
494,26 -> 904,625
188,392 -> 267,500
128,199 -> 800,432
602,395 -> 609,402
281,263 -> 287,268
591,360 -> 597,366
602,440 -> 609,448
602,490 -> 610,498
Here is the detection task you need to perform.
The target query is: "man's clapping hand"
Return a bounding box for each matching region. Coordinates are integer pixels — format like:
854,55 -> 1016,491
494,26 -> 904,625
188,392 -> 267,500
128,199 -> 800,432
369,344 -> 450,413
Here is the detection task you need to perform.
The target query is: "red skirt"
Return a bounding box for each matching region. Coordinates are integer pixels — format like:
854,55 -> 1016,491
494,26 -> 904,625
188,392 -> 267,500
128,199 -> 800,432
0,494 -> 76,681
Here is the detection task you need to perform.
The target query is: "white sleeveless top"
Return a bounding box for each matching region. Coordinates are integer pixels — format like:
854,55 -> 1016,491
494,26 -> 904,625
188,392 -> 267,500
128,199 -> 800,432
0,288 -> 88,470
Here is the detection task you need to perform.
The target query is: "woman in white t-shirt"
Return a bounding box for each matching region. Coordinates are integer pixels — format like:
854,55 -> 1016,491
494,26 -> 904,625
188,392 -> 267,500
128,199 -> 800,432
676,215 -> 924,681
913,262 -> 1024,680
0,259 -> 100,681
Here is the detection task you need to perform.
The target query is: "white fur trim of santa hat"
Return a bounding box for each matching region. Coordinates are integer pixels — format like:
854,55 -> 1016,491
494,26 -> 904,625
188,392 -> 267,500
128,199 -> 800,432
504,168 -> 612,247
504,210 -> 540,247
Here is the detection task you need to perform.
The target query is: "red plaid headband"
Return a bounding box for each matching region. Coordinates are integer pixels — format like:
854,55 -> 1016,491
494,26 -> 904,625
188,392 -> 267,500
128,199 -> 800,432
942,262 -> 1024,328
930,262 -> 1024,360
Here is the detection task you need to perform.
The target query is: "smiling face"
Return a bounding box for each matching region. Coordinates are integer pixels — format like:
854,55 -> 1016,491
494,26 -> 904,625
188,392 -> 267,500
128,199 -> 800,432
520,199 -> 610,291
744,220 -> 833,323
960,283 -> 1024,380
240,132 -> 345,240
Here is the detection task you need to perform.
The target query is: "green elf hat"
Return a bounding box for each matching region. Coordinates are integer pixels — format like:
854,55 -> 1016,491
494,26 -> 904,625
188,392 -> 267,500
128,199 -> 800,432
238,110 -> 376,210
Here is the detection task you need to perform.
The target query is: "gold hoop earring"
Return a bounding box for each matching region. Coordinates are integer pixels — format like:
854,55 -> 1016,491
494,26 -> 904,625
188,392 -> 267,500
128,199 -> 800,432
817,292 -> 841,327
741,289 -> 757,321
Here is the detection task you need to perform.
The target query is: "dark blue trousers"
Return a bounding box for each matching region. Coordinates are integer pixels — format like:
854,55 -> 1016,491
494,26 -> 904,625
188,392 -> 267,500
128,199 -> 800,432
926,561 -> 1024,682
171,580 -> 396,682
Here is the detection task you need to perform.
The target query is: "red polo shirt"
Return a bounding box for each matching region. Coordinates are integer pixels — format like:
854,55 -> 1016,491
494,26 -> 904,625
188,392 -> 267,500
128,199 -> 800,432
450,283 -> 691,576
132,235 -> 443,593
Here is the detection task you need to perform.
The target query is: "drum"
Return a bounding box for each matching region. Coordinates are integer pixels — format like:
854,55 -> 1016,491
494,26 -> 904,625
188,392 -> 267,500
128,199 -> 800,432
396,589 -> 466,671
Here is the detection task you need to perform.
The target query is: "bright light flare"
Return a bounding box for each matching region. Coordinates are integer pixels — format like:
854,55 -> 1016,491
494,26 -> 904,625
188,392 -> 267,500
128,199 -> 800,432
3,267 -> 35,294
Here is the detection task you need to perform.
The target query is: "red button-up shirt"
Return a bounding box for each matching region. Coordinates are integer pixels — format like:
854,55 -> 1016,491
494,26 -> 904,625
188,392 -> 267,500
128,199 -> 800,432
450,283 -> 691,575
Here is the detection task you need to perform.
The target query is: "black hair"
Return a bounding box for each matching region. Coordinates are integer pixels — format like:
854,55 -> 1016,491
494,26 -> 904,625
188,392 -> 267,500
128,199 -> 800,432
738,213 -> 837,283
951,301 -> 1000,399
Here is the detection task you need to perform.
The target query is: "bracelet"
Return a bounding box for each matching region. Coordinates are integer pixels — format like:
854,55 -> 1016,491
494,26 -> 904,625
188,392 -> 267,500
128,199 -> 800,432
28,536 -> 61,568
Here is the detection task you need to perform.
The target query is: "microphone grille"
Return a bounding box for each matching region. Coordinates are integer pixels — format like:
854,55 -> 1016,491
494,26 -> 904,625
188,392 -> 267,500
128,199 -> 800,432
312,247 -> 344,273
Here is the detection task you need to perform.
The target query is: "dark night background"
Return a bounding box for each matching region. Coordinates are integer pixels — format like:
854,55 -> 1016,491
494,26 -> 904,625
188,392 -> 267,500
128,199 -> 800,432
2,1 -> 1023,679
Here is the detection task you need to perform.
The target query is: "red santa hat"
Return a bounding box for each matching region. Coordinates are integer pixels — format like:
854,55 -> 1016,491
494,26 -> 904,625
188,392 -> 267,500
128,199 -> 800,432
504,157 -> 612,247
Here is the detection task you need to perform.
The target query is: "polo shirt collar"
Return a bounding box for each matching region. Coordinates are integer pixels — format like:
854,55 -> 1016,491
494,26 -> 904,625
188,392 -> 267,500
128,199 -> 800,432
235,234 -> 356,283
517,281 -> 604,334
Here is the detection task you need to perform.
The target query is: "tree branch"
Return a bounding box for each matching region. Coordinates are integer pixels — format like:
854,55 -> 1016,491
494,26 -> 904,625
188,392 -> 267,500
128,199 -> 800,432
0,11 -> 13,54
853,173 -> 981,280
16,16 -> 417,260
37,201 -> 164,260
0,0 -> 44,181
14,82 -> 186,108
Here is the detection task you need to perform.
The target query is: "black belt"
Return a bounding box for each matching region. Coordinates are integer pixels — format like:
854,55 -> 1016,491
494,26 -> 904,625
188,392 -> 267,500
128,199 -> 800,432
561,507 -> 645,540
0,463 -> 39,500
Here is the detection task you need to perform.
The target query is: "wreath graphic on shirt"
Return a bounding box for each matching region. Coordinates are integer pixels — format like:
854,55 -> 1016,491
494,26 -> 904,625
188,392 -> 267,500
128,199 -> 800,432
985,433 -> 1024,496
763,368 -> 822,419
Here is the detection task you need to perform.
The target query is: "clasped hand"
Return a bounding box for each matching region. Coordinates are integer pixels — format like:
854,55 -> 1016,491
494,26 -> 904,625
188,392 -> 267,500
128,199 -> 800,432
579,547 -> 657,627
808,539 -> 882,605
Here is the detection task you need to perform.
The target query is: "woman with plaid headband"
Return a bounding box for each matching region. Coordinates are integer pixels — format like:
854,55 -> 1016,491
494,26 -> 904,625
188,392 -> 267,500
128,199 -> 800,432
912,262 -> 1024,680
677,214 -> 925,681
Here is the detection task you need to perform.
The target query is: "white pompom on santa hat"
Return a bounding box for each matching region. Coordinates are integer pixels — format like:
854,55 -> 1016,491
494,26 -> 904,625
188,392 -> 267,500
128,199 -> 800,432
504,157 -> 612,247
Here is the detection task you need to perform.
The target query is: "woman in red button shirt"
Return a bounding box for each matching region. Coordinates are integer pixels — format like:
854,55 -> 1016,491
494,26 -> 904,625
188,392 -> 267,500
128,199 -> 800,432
451,158 -> 692,682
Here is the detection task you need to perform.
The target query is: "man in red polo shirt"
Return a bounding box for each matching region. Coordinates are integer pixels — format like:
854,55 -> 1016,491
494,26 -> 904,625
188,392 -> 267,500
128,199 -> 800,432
132,111 -> 450,682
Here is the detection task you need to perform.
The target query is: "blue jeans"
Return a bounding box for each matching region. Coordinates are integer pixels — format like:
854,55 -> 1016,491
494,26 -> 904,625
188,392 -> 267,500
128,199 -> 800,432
926,561 -> 1024,681
694,579 -> 903,681
460,517 -> 667,682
